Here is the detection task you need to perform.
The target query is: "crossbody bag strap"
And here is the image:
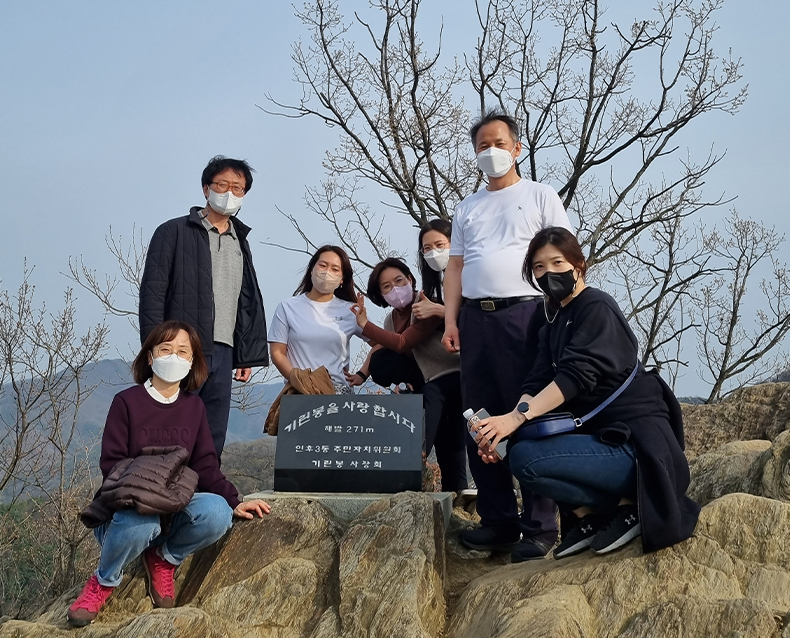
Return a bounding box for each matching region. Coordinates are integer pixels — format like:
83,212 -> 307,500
577,357 -> 640,425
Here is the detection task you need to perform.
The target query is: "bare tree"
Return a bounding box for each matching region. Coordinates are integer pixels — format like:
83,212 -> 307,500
259,0 -> 769,398
470,0 -> 744,265
0,266 -> 107,615
696,212 -> 790,402
65,228 -> 277,410
66,225 -> 148,332
266,0 -> 744,264
261,0 -> 478,264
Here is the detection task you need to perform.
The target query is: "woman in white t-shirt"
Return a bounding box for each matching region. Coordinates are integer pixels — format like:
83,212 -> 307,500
268,245 -> 364,394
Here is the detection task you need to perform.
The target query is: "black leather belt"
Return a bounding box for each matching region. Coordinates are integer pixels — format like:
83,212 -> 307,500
463,295 -> 540,311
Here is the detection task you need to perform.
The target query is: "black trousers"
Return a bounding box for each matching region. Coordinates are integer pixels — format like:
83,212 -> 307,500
458,299 -> 558,543
198,342 -> 233,463
422,371 -> 469,492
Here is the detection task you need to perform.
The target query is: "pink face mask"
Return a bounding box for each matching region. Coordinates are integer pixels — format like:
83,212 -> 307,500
383,284 -> 415,309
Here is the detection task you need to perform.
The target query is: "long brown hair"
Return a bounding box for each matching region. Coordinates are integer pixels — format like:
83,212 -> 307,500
132,321 -> 208,391
417,219 -> 451,304
294,245 -> 356,302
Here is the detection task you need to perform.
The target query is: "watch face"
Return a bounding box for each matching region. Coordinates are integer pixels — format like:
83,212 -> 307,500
517,401 -> 530,414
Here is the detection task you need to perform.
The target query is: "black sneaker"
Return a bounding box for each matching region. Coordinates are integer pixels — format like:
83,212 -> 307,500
459,525 -> 520,552
511,538 -> 552,563
553,513 -> 600,559
590,504 -> 641,554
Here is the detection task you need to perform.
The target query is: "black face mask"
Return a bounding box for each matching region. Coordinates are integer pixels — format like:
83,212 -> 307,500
536,269 -> 577,302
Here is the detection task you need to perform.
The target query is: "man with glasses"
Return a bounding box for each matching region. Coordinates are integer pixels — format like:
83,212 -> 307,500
139,156 -> 268,461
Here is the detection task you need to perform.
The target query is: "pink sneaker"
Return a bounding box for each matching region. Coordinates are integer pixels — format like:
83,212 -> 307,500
67,575 -> 114,626
142,547 -> 176,608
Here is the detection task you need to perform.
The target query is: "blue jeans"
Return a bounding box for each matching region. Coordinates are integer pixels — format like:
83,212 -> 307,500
508,434 -> 637,510
94,493 -> 233,587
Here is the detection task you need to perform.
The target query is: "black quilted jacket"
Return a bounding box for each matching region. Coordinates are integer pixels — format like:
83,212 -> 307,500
80,446 -> 199,528
139,207 -> 269,368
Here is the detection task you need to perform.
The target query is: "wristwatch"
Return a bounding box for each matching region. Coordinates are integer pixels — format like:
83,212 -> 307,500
516,401 -> 530,422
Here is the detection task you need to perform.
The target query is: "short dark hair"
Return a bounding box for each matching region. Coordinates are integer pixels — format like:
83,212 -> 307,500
470,110 -> 520,147
132,321 -> 208,392
294,245 -> 357,303
201,156 -> 255,193
367,257 -> 416,308
523,226 -> 588,292
417,219 -> 452,304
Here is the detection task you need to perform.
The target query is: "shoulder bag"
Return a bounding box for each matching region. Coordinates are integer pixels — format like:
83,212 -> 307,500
511,360 -> 639,443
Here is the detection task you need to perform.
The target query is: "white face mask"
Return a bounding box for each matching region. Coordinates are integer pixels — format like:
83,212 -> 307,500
476,145 -> 518,178
207,189 -> 244,216
151,354 -> 192,384
311,270 -> 342,295
423,248 -> 450,272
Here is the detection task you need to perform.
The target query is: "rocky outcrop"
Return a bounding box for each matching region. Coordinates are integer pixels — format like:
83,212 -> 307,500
8,377 -> 790,638
7,491 -> 790,638
0,493 -> 445,638
682,382 -> 790,458
447,493 -> 790,638
689,430 -> 790,506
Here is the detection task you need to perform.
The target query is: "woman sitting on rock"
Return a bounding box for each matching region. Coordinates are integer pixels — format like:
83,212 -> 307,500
68,321 -> 270,627
473,227 -> 699,560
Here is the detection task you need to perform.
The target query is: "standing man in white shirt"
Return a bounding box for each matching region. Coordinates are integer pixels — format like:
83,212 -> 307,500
442,111 -> 573,561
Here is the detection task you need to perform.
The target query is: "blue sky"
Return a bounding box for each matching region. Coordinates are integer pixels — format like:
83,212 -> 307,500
1,1 -> 788,396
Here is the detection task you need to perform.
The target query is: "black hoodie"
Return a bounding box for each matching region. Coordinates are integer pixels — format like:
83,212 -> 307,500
521,287 -> 700,552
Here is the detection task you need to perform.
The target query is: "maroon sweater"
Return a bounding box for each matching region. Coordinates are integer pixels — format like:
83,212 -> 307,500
99,384 -> 240,509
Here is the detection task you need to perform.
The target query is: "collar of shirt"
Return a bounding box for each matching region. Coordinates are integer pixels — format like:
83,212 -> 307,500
145,378 -> 180,404
200,209 -> 237,239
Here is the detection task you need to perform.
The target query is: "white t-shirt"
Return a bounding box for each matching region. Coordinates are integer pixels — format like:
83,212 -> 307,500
450,179 -> 573,298
268,294 -> 364,387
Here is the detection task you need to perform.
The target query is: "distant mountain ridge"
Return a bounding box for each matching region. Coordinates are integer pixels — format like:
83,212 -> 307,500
0,358 -> 283,445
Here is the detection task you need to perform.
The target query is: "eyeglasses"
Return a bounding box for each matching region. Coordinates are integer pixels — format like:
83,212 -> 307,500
422,242 -> 450,254
154,345 -> 193,361
211,181 -> 246,196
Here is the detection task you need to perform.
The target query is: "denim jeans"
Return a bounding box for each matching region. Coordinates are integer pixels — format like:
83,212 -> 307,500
507,434 -> 637,510
94,492 -> 233,587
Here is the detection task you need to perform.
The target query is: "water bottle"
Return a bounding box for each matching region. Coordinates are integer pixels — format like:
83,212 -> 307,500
463,407 -> 507,459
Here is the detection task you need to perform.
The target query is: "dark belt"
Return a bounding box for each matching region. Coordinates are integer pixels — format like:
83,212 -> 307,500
463,295 -> 540,312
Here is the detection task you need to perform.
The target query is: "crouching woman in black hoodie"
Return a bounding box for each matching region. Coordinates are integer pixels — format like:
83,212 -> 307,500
474,227 -> 699,561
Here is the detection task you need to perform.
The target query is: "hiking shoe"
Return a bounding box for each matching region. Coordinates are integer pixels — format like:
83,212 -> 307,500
590,504 -> 641,555
553,513 -> 600,559
143,547 -> 176,608
459,525 -> 520,552
511,538 -> 552,563
67,575 -> 114,626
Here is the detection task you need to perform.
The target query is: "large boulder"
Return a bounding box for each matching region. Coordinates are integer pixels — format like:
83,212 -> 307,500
1,492 -> 447,638
337,493 -> 446,638
760,430 -> 790,501
688,440 -> 770,505
447,493 -> 790,638
689,431 -> 790,506
682,382 -> 790,458
6,480 -> 790,637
